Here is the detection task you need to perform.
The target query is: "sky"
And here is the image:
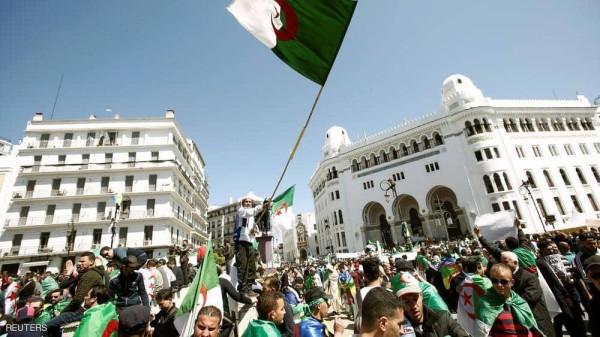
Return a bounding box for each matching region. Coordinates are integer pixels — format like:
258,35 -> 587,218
1,0 -> 599,214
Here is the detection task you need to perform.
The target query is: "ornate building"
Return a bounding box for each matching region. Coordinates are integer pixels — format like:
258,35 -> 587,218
310,75 -> 600,253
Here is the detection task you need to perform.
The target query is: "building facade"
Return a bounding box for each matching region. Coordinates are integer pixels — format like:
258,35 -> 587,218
0,110 -> 209,274
310,75 -> 600,254
282,212 -> 316,262
0,138 -> 18,237
207,191 -> 263,244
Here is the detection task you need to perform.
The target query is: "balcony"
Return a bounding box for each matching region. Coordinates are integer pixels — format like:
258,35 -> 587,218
1,243 -> 88,257
22,137 -> 173,149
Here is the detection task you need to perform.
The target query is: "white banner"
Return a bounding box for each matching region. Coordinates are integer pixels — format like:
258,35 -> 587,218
475,211 -> 516,242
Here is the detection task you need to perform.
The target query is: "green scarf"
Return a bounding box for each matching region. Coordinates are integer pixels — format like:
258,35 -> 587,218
242,319 -> 281,337
512,247 -> 538,275
475,289 -> 543,337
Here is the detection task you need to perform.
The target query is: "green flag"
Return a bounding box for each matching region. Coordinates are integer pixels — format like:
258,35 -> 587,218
475,289 -> 542,337
228,0 -> 357,85
73,302 -> 118,337
271,185 -> 295,230
391,272 -> 448,311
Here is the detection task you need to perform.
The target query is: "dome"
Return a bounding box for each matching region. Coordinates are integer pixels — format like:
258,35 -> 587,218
440,74 -> 485,112
323,126 -> 350,158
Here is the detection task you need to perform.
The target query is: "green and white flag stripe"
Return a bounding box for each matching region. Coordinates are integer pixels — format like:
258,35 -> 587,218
228,0 -> 357,85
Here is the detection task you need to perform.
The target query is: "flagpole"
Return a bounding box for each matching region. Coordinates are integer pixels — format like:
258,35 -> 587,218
271,85 -> 325,200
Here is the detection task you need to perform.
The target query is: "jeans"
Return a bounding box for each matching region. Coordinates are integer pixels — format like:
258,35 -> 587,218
234,241 -> 255,292
44,311 -> 82,337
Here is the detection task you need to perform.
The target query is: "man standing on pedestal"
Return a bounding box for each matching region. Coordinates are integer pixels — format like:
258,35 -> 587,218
234,197 -> 268,297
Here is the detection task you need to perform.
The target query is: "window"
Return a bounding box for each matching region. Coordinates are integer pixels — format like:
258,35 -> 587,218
484,148 -> 493,159
63,133 -> 73,147
503,173 -> 513,190
532,146 -> 542,157
536,198 -> 548,217
86,132 -> 96,146
594,143 -> 600,154
335,190 -> 340,199
502,201 -> 511,210
76,178 -> 85,195
97,202 -> 106,220
548,145 -> 559,157
12,234 -> 23,248
58,155 -> 66,166
26,180 -> 35,198
493,148 -> 501,158
146,199 -> 155,217
45,205 -> 56,224
564,144 -> 574,156
580,144 -> 590,155
512,201 -> 523,219
119,227 -> 128,246
131,131 -> 140,145
128,152 -> 136,167
543,170 -> 554,187
151,151 -> 159,161
40,232 -> 50,248
593,167 -> 600,183
105,153 -> 113,168
516,147 -> 525,158
144,226 -> 153,242
576,168 -> 587,184
338,210 -> 344,224
588,194 -> 599,212
40,133 -> 50,148
554,197 -> 566,215
19,206 -> 30,226
101,177 -> 110,193
33,155 -> 41,172
149,174 -> 157,191
483,175 -> 494,193
571,195 -> 582,213
526,171 -> 537,188
72,203 -> 81,222
494,173 -> 505,192
125,176 -> 134,192
92,229 -> 102,246
82,154 -> 89,169
51,178 -> 61,196
559,169 -> 571,186
491,203 -> 501,212
474,150 -> 483,162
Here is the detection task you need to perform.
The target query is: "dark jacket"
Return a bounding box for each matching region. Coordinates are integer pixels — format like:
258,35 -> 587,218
512,267 -> 555,337
108,271 -> 149,308
170,266 -> 184,291
61,266 -> 105,312
408,305 -> 468,337
113,247 -> 148,267
151,304 -> 179,337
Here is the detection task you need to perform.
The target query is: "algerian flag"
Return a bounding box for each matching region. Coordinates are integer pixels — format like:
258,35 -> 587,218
456,274 -> 492,337
271,185 -> 295,230
475,289 -> 542,337
227,0 -> 357,85
174,241 -> 223,336
73,302 -> 118,337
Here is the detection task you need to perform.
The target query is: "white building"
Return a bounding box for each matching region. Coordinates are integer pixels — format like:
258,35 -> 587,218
207,191 -> 264,244
0,110 -> 209,274
281,212 -> 316,262
310,75 -> 600,254
0,138 -> 18,237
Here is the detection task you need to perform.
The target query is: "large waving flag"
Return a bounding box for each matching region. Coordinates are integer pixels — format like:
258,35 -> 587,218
227,0 -> 357,85
174,241 -> 223,336
73,302 -> 118,337
271,185 -> 295,230
457,274 -> 492,337
439,256 -> 460,290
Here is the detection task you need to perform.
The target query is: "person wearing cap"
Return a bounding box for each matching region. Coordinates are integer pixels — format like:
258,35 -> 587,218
398,278 -> 468,337
118,305 -> 151,337
475,263 -> 542,337
584,255 -> 600,337
233,197 -> 268,297
573,231 -> 599,311
283,276 -> 304,305
108,256 -> 150,312
298,287 -> 345,337
358,287 -> 405,337
242,292 -> 285,337
99,246 -> 148,271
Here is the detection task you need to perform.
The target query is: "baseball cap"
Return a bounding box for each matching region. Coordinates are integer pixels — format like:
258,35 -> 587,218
391,271 -> 422,296
304,287 -> 333,307
584,255 -> 600,271
118,305 -> 151,334
579,231 -> 596,242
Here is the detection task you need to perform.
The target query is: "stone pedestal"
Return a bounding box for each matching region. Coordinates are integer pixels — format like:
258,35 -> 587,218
256,235 -> 273,264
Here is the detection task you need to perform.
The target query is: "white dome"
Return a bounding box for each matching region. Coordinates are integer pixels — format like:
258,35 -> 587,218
323,126 -> 350,158
440,74 -> 485,112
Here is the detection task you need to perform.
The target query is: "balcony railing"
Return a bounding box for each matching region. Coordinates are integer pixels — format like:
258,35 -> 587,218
1,243 -> 88,256
23,137 -> 173,149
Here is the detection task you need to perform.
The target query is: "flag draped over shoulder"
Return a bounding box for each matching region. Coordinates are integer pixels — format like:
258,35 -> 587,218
512,247 -> 538,275
475,289 -> 542,337
271,185 -> 295,231
73,302 -> 118,337
227,0 -> 357,85
174,241 -> 223,336
457,274 -> 492,337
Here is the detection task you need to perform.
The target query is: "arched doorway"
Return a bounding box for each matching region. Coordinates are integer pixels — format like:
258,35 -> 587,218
362,202 -> 392,246
299,248 -> 309,262
426,186 -> 464,239
379,214 -> 393,247
392,194 -> 424,237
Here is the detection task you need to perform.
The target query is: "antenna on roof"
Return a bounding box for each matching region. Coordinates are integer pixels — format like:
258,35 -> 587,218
552,90 -> 558,99
50,74 -> 64,120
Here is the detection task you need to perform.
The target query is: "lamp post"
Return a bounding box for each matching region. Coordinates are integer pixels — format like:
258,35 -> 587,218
380,178 -> 397,203
519,180 -> 547,232
429,195 -> 451,240
66,219 -> 75,257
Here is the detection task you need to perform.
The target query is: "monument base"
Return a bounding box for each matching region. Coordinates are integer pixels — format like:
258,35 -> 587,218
256,235 -> 273,264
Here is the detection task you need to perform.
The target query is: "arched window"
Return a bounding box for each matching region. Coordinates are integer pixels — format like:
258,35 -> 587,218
494,173 -> 505,192
510,119 -> 518,132
543,170 -> 554,187
559,169 -> 571,186
483,175 -> 494,193
526,171 -> 537,188
401,144 -> 408,156
338,210 -> 344,224
351,159 -> 359,172
474,119 -> 483,134
503,173 -> 513,190
422,136 -> 431,149
576,168 -> 587,184
434,133 -> 444,145
412,140 -> 419,154
332,167 -> 338,179
390,146 -> 398,160
361,156 -> 369,169
592,167 -> 600,183
482,118 -> 491,132
503,119 -> 513,132
585,118 -> 595,130
370,153 -> 378,166
465,121 -> 474,136
379,150 -> 388,163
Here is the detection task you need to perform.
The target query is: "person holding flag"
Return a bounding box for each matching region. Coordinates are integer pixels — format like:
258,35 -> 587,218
73,285 -> 118,337
456,257 -> 492,337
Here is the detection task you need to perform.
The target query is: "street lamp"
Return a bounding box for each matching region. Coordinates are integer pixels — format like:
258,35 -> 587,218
429,195 -> 451,240
66,219 -> 75,257
518,180 -> 547,232
380,178 -> 397,203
